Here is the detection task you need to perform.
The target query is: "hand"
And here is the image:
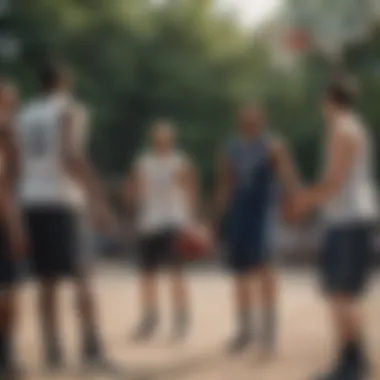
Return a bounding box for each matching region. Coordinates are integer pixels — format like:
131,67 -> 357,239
290,191 -> 314,222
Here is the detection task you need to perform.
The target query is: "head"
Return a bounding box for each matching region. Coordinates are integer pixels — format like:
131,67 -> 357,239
238,104 -> 264,138
39,61 -> 71,94
0,79 -> 18,115
149,120 -> 175,153
322,78 -> 358,122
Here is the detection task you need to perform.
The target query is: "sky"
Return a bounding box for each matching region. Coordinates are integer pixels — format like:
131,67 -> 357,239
216,0 -> 283,28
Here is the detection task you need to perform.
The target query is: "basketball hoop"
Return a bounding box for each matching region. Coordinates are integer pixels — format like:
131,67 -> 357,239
272,27 -> 310,72
284,28 -> 310,54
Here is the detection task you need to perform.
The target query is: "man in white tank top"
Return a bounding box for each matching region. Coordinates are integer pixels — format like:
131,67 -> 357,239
292,79 -> 377,380
125,120 -> 196,341
17,63 -> 113,370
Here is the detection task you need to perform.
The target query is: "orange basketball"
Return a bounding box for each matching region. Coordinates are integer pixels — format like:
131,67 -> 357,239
174,224 -> 213,260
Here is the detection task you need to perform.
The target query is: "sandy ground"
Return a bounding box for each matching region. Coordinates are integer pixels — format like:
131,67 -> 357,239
15,266 -> 380,380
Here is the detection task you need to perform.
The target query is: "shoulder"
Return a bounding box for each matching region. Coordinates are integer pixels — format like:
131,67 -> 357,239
334,114 -> 362,140
329,118 -> 359,153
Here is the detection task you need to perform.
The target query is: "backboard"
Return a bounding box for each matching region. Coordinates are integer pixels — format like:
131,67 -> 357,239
285,0 -> 375,64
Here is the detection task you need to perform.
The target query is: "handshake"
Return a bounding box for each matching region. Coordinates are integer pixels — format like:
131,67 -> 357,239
278,189 -> 317,224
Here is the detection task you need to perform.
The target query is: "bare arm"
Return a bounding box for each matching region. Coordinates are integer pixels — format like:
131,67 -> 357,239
123,155 -> 145,207
61,109 -> 103,203
291,127 -> 357,221
214,150 -> 232,220
0,123 -> 25,257
270,138 -> 302,197
306,127 -> 356,206
180,159 -> 198,216
61,108 -> 112,229
0,124 -> 20,190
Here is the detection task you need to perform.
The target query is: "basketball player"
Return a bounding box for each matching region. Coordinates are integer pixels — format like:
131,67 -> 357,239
125,120 -> 197,341
16,63 -> 113,370
215,104 -> 300,355
0,80 -> 25,378
291,79 -> 377,380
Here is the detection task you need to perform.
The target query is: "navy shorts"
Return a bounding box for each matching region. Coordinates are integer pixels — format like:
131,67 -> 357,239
226,216 -> 272,274
0,225 -> 20,290
320,223 -> 374,297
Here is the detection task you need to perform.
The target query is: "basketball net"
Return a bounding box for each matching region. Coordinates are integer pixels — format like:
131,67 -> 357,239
273,27 -> 311,72
279,0 -> 375,73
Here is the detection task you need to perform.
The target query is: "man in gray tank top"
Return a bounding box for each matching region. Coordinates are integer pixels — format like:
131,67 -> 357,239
292,79 -> 377,380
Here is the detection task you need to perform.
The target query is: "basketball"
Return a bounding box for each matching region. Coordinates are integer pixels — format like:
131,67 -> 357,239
174,223 -> 213,260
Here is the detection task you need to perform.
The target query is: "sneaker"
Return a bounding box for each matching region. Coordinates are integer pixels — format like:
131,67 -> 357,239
45,344 -> 64,371
226,332 -> 252,355
131,316 -> 158,342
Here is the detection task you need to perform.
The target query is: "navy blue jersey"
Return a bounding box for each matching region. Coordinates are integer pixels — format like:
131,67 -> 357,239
228,136 -> 276,213
225,135 -> 277,254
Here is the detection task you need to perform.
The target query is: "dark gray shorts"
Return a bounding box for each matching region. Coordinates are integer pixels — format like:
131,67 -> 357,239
320,223 -> 374,297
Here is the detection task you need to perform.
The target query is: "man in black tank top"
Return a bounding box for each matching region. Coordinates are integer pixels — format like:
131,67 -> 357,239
0,79 -> 26,378
215,104 -> 301,356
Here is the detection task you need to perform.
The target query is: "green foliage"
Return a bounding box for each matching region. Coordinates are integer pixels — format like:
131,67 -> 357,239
2,0 -> 380,191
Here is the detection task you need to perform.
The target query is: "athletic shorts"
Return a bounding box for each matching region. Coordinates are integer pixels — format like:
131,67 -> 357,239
226,217 -> 272,274
138,229 -> 181,272
24,205 -> 90,280
0,224 -> 20,289
320,223 -> 374,297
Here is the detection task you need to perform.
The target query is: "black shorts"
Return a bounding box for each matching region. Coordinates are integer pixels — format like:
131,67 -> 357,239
0,225 -> 19,289
138,229 -> 181,272
320,223 -> 374,297
24,205 -> 82,280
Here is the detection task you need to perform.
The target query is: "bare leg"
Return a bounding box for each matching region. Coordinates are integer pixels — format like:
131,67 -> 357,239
132,271 -> 159,341
330,295 -> 366,367
258,266 -> 277,357
74,270 -> 104,362
0,287 -> 18,375
169,267 -> 190,340
316,294 -> 367,380
39,278 -> 63,369
227,273 -> 253,353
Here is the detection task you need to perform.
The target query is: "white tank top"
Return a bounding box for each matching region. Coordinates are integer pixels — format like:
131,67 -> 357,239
136,150 -> 192,233
16,93 -> 79,207
322,113 -> 379,225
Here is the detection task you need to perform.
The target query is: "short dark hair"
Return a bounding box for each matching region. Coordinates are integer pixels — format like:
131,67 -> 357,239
325,77 -> 358,109
39,61 -> 66,91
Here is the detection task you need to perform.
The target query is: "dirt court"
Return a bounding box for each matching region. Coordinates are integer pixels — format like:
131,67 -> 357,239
15,266 -> 380,380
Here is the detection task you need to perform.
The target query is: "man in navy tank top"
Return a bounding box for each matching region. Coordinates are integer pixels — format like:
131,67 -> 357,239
215,104 -> 300,355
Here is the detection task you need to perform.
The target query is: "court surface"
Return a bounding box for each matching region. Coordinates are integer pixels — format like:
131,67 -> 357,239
16,266 -> 380,380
